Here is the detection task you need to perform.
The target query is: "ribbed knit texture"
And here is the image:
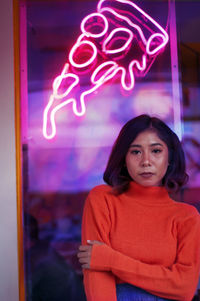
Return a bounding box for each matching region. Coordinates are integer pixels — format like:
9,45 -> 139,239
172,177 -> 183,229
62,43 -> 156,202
82,182 -> 200,301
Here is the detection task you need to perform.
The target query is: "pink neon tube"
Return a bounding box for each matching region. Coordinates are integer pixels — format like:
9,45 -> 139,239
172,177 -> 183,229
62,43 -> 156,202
43,0 -> 169,139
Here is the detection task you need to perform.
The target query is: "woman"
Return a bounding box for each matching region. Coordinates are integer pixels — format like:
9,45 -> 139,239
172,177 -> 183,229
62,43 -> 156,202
77,115 -> 200,301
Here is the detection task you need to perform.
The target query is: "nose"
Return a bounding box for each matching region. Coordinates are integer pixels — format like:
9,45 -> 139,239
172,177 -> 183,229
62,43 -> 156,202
141,151 -> 151,167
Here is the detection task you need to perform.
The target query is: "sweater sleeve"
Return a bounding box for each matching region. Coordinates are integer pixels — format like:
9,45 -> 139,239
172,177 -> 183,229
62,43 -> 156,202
90,209 -> 200,301
81,186 -> 117,301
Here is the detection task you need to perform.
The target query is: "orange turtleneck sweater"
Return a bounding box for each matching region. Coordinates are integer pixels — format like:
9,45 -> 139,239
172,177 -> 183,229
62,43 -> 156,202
81,182 -> 200,301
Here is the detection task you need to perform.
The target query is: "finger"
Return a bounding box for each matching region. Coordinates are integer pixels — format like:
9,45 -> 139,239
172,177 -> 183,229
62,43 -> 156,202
77,251 -> 91,258
79,257 -> 90,264
87,240 -> 104,245
79,245 -> 91,251
81,263 -> 90,269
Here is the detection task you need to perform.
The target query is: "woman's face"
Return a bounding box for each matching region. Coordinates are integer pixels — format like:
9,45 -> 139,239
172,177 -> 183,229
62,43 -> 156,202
125,130 -> 169,187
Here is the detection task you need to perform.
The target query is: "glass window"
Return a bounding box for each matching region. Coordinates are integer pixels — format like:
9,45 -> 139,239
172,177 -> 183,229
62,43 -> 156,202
18,0 -> 200,300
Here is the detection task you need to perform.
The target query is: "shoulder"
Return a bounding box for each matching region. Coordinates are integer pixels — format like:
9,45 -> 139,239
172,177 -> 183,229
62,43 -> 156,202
173,201 -> 199,217
172,201 -> 200,226
173,203 -> 200,240
88,184 -> 112,197
85,184 -> 113,206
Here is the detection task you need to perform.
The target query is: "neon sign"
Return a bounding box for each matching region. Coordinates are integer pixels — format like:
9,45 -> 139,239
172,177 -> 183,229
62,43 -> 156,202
43,0 -> 169,139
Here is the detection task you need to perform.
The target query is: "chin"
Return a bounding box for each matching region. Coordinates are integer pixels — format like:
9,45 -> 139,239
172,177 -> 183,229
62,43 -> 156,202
137,180 -> 161,187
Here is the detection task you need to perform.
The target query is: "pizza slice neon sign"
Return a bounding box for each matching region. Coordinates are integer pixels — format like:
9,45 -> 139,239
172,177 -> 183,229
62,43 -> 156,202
43,0 -> 169,139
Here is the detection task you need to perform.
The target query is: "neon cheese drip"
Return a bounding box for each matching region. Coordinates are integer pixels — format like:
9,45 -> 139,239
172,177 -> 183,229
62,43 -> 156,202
43,0 -> 169,139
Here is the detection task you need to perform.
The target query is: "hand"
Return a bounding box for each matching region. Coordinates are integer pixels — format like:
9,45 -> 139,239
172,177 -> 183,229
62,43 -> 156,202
77,240 -> 104,269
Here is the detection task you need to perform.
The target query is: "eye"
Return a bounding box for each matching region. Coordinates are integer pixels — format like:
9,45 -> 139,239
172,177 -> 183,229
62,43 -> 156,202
152,148 -> 162,154
130,149 -> 141,155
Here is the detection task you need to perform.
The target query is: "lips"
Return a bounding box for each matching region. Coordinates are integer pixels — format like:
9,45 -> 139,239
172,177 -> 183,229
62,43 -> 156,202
139,172 -> 154,178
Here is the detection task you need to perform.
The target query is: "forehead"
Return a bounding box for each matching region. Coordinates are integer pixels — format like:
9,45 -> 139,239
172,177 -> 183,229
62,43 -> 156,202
131,130 -> 167,146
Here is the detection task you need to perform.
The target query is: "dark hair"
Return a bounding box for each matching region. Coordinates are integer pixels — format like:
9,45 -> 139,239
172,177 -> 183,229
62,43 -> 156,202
103,114 -> 188,194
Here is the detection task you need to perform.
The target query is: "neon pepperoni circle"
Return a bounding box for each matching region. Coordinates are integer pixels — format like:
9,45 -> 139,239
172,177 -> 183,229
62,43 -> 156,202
91,61 -> 118,84
69,40 -> 97,68
103,27 -> 133,54
146,33 -> 167,55
53,73 -> 79,99
81,12 -> 108,38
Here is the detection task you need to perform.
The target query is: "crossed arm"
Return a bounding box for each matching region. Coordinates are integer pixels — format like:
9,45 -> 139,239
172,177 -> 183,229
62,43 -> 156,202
79,188 -> 200,301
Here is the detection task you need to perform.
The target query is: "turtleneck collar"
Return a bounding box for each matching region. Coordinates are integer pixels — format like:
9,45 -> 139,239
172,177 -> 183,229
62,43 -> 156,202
125,181 -> 174,206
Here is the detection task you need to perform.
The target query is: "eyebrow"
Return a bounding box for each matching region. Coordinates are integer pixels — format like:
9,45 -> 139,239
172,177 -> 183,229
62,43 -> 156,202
129,143 -> 163,148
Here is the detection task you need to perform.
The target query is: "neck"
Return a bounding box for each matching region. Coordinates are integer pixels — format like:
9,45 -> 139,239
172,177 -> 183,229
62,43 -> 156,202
125,181 -> 173,206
